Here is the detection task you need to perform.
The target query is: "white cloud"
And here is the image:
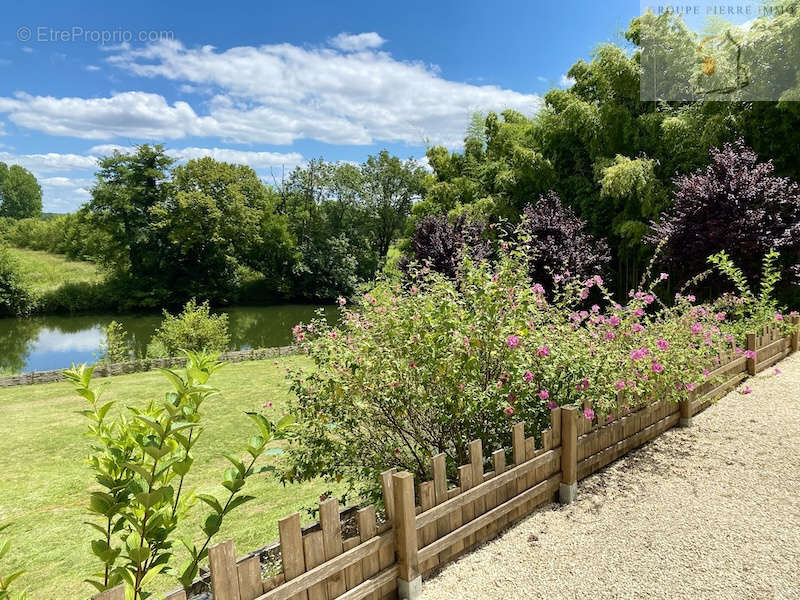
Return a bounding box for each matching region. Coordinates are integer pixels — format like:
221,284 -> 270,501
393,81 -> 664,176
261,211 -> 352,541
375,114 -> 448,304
88,144 -> 302,169
0,37 -> 541,149
0,91 -> 212,140
329,32 -> 386,52
559,74 -> 575,88
0,150 -> 98,172
85,65 -> 101,72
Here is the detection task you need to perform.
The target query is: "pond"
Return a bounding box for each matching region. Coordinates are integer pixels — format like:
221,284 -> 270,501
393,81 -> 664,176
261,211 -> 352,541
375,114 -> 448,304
0,304 -> 337,375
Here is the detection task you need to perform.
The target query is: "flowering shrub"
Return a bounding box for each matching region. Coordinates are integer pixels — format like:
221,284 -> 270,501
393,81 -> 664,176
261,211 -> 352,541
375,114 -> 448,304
285,243 -> 793,498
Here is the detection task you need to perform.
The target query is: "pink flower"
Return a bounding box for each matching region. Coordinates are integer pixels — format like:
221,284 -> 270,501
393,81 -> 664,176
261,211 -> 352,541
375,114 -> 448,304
580,288 -> 590,300
685,383 -> 695,391
605,331 -> 615,340
548,400 -> 558,410
583,408 -> 595,421
263,401 -> 273,408
690,322 -> 703,335
739,386 -> 752,395
337,296 -> 347,306
537,345 -> 550,357
659,272 -> 668,280
507,335 -> 520,349
523,370 -> 534,383
504,406 -> 515,416
687,294 -> 696,303
409,360 -> 416,368
632,323 -> 644,333
703,369 -> 710,377
607,415 -> 614,423
578,377 -> 590,390
657,338 -> 669,351
538,389 -> 550,401
585,278 -> 594,288
609,316 -> 620,327
774,368 -> 782,375
715,312 -> 726,321
615,380 -> 625,390
292,325 -> 303,334
296,332 -> 305,341
594,275 -> 604,286
330,331 -> 338,339
630,349 -> 644,361
591,304 -> 600,313
644,294 -> 655,304
532,283 -> 545,294
744,350 -> 756,360
651,362 -> 664,374
497,380 -> 504,389
410,286 -> 418,295
632,308 -> 644,317
775,312 -> 784,321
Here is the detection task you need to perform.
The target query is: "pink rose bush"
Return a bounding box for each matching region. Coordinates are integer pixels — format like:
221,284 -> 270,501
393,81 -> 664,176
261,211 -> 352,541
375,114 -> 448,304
284,243 -> 796,498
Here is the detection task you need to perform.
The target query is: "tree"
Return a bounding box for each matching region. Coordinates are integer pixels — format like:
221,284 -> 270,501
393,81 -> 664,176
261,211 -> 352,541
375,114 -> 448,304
0,163 -> 42,219
87,145 -> 175,305
403,214 -> 492,281
649,139 -> 800,292
154,157 -> 293,303
519,192 -> 610,290
361,151 -> 427,258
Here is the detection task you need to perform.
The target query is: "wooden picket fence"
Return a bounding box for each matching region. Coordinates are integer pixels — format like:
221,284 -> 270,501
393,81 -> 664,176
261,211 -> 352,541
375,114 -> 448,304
93,317 -> 800,600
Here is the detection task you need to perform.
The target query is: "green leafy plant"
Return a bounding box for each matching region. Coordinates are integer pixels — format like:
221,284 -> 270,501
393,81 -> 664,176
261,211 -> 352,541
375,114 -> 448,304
64,352 -> 294,599
0,524 -> 25,600
708,248 -> 796,341
0,247 -> 36,317
147,299 -> 230,358
101,321 -> 132,363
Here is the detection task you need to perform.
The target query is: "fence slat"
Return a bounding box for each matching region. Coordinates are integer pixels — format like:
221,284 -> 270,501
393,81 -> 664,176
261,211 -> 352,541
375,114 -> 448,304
92,587 -> 125,600
418,481 -> 438,574
511,421 -> 526,521
746,332 -> 757,375
560,406 -> 578,504
279,513 -> 309,600
356,506 -> 380,600
238,555 -> 264,600
343,536 -> 364,591
468,439 -> 487,543
319,498 -> 346,598
457,464 -> 474,551
302,531 -> 328,600
209,539 -> 242,600
378,470 -> 396,600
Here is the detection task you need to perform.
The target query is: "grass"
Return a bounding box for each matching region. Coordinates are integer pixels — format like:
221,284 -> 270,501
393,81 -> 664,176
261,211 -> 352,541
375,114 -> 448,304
0,355 -> 337,600
7,247 -> 104,294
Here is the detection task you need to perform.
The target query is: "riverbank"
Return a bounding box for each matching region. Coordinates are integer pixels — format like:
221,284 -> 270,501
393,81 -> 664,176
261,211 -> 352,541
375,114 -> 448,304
0,344 -> 300,387
0,354 -> 338,600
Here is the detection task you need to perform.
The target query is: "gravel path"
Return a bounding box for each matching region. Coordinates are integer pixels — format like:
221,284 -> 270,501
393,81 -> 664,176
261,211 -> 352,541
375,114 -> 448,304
421,353 -> 800,600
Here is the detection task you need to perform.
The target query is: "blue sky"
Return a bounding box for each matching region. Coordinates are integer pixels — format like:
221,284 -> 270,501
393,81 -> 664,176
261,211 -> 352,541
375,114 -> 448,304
0,0 -> 644,212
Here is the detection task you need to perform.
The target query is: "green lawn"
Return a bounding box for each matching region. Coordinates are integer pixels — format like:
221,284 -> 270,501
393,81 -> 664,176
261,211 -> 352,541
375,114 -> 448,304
0,355 -> 334,600
7,247 -> 104,293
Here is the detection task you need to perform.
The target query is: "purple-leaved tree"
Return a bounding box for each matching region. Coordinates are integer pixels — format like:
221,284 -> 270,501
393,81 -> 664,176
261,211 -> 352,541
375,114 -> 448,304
649,139 -> 800,288
403,214 -> 492,280
519,192 -> 610,289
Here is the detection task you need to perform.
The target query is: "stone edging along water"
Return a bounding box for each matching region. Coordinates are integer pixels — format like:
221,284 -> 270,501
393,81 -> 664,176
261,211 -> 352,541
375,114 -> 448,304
0,345 -> 301,388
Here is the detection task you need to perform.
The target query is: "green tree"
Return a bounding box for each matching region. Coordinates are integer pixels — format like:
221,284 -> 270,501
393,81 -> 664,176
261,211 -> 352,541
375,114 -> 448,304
0,163 -> 42,219
87,145 -> 175,305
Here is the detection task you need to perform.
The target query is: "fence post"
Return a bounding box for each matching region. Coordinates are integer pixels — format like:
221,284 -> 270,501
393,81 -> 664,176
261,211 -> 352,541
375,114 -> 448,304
791,315 -> 799,353
746,333 -> 757,375
679,389 -> 695,427
392,471 -> 421,600
559,406 -> 578,504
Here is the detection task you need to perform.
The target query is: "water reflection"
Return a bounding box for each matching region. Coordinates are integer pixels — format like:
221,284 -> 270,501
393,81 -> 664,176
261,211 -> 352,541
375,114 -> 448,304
0,305 -> 336,374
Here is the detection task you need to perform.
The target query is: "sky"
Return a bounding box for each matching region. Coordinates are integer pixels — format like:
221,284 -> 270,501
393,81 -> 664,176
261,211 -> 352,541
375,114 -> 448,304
0,0 -> 644,212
